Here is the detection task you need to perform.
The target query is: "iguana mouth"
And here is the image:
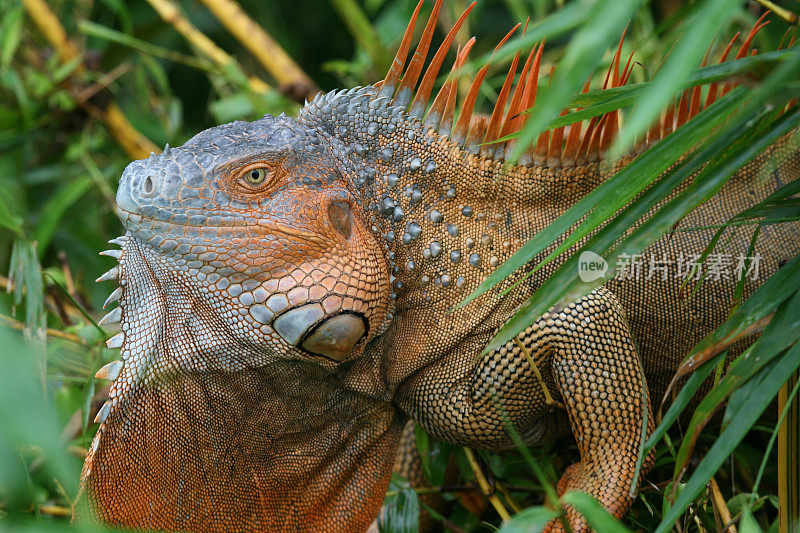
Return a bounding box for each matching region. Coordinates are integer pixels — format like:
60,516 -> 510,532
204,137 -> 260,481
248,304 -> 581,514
117,206 -> 326,244
117,207 -> 241,228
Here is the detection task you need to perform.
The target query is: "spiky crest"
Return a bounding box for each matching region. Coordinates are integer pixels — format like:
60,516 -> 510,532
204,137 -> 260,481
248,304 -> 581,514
298,3 -> 780,301
369,2 -> 777,167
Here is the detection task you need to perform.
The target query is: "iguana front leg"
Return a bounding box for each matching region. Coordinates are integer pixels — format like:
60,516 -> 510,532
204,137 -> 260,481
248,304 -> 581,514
546,288 -> 655,531
396,288 -> 654,531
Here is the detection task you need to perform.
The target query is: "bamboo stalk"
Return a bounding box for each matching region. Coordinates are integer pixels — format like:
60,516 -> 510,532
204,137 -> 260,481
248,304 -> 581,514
778,370 -> 799,533
85,104 -> 158,160
463,448 -> 512,522
496,482 -> 523,513
197,0 -> 318,101
21,0 -> 158,159
708,477 -> 738,533
752,0 -> 799,25
21,0 -> 81,64
143,0 -> 272,94
38,504 -> 71,517
0,314 -> 84,344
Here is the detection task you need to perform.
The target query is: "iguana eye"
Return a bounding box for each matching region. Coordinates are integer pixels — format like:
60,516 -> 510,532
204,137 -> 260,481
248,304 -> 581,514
242,167 -> 270,186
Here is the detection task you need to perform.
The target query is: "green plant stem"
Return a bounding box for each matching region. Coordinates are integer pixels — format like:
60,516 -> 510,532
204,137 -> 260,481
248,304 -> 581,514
78,20 -> 215,72
328,0 -> 389,69
751,374 -> 800,498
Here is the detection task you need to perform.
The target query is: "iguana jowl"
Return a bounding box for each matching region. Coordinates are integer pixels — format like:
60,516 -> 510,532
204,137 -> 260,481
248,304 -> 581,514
75,1 -> 800,531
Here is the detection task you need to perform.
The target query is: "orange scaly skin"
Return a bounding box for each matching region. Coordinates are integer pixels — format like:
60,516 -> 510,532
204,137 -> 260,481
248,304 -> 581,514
75,3 -> 800,531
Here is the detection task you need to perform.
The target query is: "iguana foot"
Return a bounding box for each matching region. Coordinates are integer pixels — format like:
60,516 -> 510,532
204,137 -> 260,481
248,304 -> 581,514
543,460 -> 636,532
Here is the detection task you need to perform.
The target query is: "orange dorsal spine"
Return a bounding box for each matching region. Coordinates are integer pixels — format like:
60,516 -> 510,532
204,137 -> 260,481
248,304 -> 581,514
409,2 -> 476,118
373,6 -> 782,169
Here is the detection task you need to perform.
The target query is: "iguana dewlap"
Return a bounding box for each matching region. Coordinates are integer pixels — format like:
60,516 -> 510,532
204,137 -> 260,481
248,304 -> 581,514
74,1 -> 800,531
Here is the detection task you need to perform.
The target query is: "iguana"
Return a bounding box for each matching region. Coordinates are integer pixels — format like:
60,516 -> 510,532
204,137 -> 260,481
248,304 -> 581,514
74,1 -> 800,531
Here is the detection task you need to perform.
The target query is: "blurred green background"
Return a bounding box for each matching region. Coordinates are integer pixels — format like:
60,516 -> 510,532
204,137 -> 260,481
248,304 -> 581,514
0,0 -> 798,531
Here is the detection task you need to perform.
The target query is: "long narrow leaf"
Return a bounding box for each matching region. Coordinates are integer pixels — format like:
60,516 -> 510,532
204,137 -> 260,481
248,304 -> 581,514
35,176 -> 93,257
643,350 -> 726,454
610,0 -> 735,158
672,252 -> 800,383
497,506 -> 558,533
481,89 -> 797,353
673,288 -> 800,476
507,0 -> 645,162
483,84 -> 800,354
536,50 -> 798,134
487,0 -> 593,64
566,49 -> 795,110
561,492 -> 634,533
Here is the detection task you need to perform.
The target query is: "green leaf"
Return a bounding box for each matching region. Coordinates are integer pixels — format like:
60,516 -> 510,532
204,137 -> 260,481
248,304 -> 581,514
678,251 -> 800,381
0,191 -> 23,235
508,0 -> 645,162
78,20 -> 213,72
488,0 -> 593,64
607,106 -> 800,275
8,239 -> 45,335
460,87 -> 742,312
534,50 -> 799,135
609,0 -> 735,158
739,507 -> 764,533
561,492 -> 634,533
97,0 -> 133,34
35,176 -> 94,256
655,342 -> 800,533
0,3 -> 24,69
497,505 -> 558,533
80,364 -> 97,434
565,49 -> 795,110
413,429 -> 451,487
329,0 -> 389,69
0,326 -> 81,509
494,396 -> 560,506
643,350 -> 725,454
378,474 -> 420,533
0,67 -> 32,128
210,93 -> 256,123
487,89 -> 800,355
636,108 -> 800,473
414,424 -> 432,483
727,493 -> 767,518
485,50 -> 800,351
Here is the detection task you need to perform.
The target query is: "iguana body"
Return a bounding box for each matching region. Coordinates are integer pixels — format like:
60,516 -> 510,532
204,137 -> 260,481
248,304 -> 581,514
75,2 -> 800,531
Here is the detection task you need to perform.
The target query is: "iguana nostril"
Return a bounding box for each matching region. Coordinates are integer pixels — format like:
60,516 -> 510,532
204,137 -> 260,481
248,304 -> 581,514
328,201 -> 352,239
143,176 -> 156,195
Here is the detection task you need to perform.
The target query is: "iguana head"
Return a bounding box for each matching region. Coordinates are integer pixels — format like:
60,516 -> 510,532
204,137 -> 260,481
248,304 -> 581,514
115,113 -> 392,365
